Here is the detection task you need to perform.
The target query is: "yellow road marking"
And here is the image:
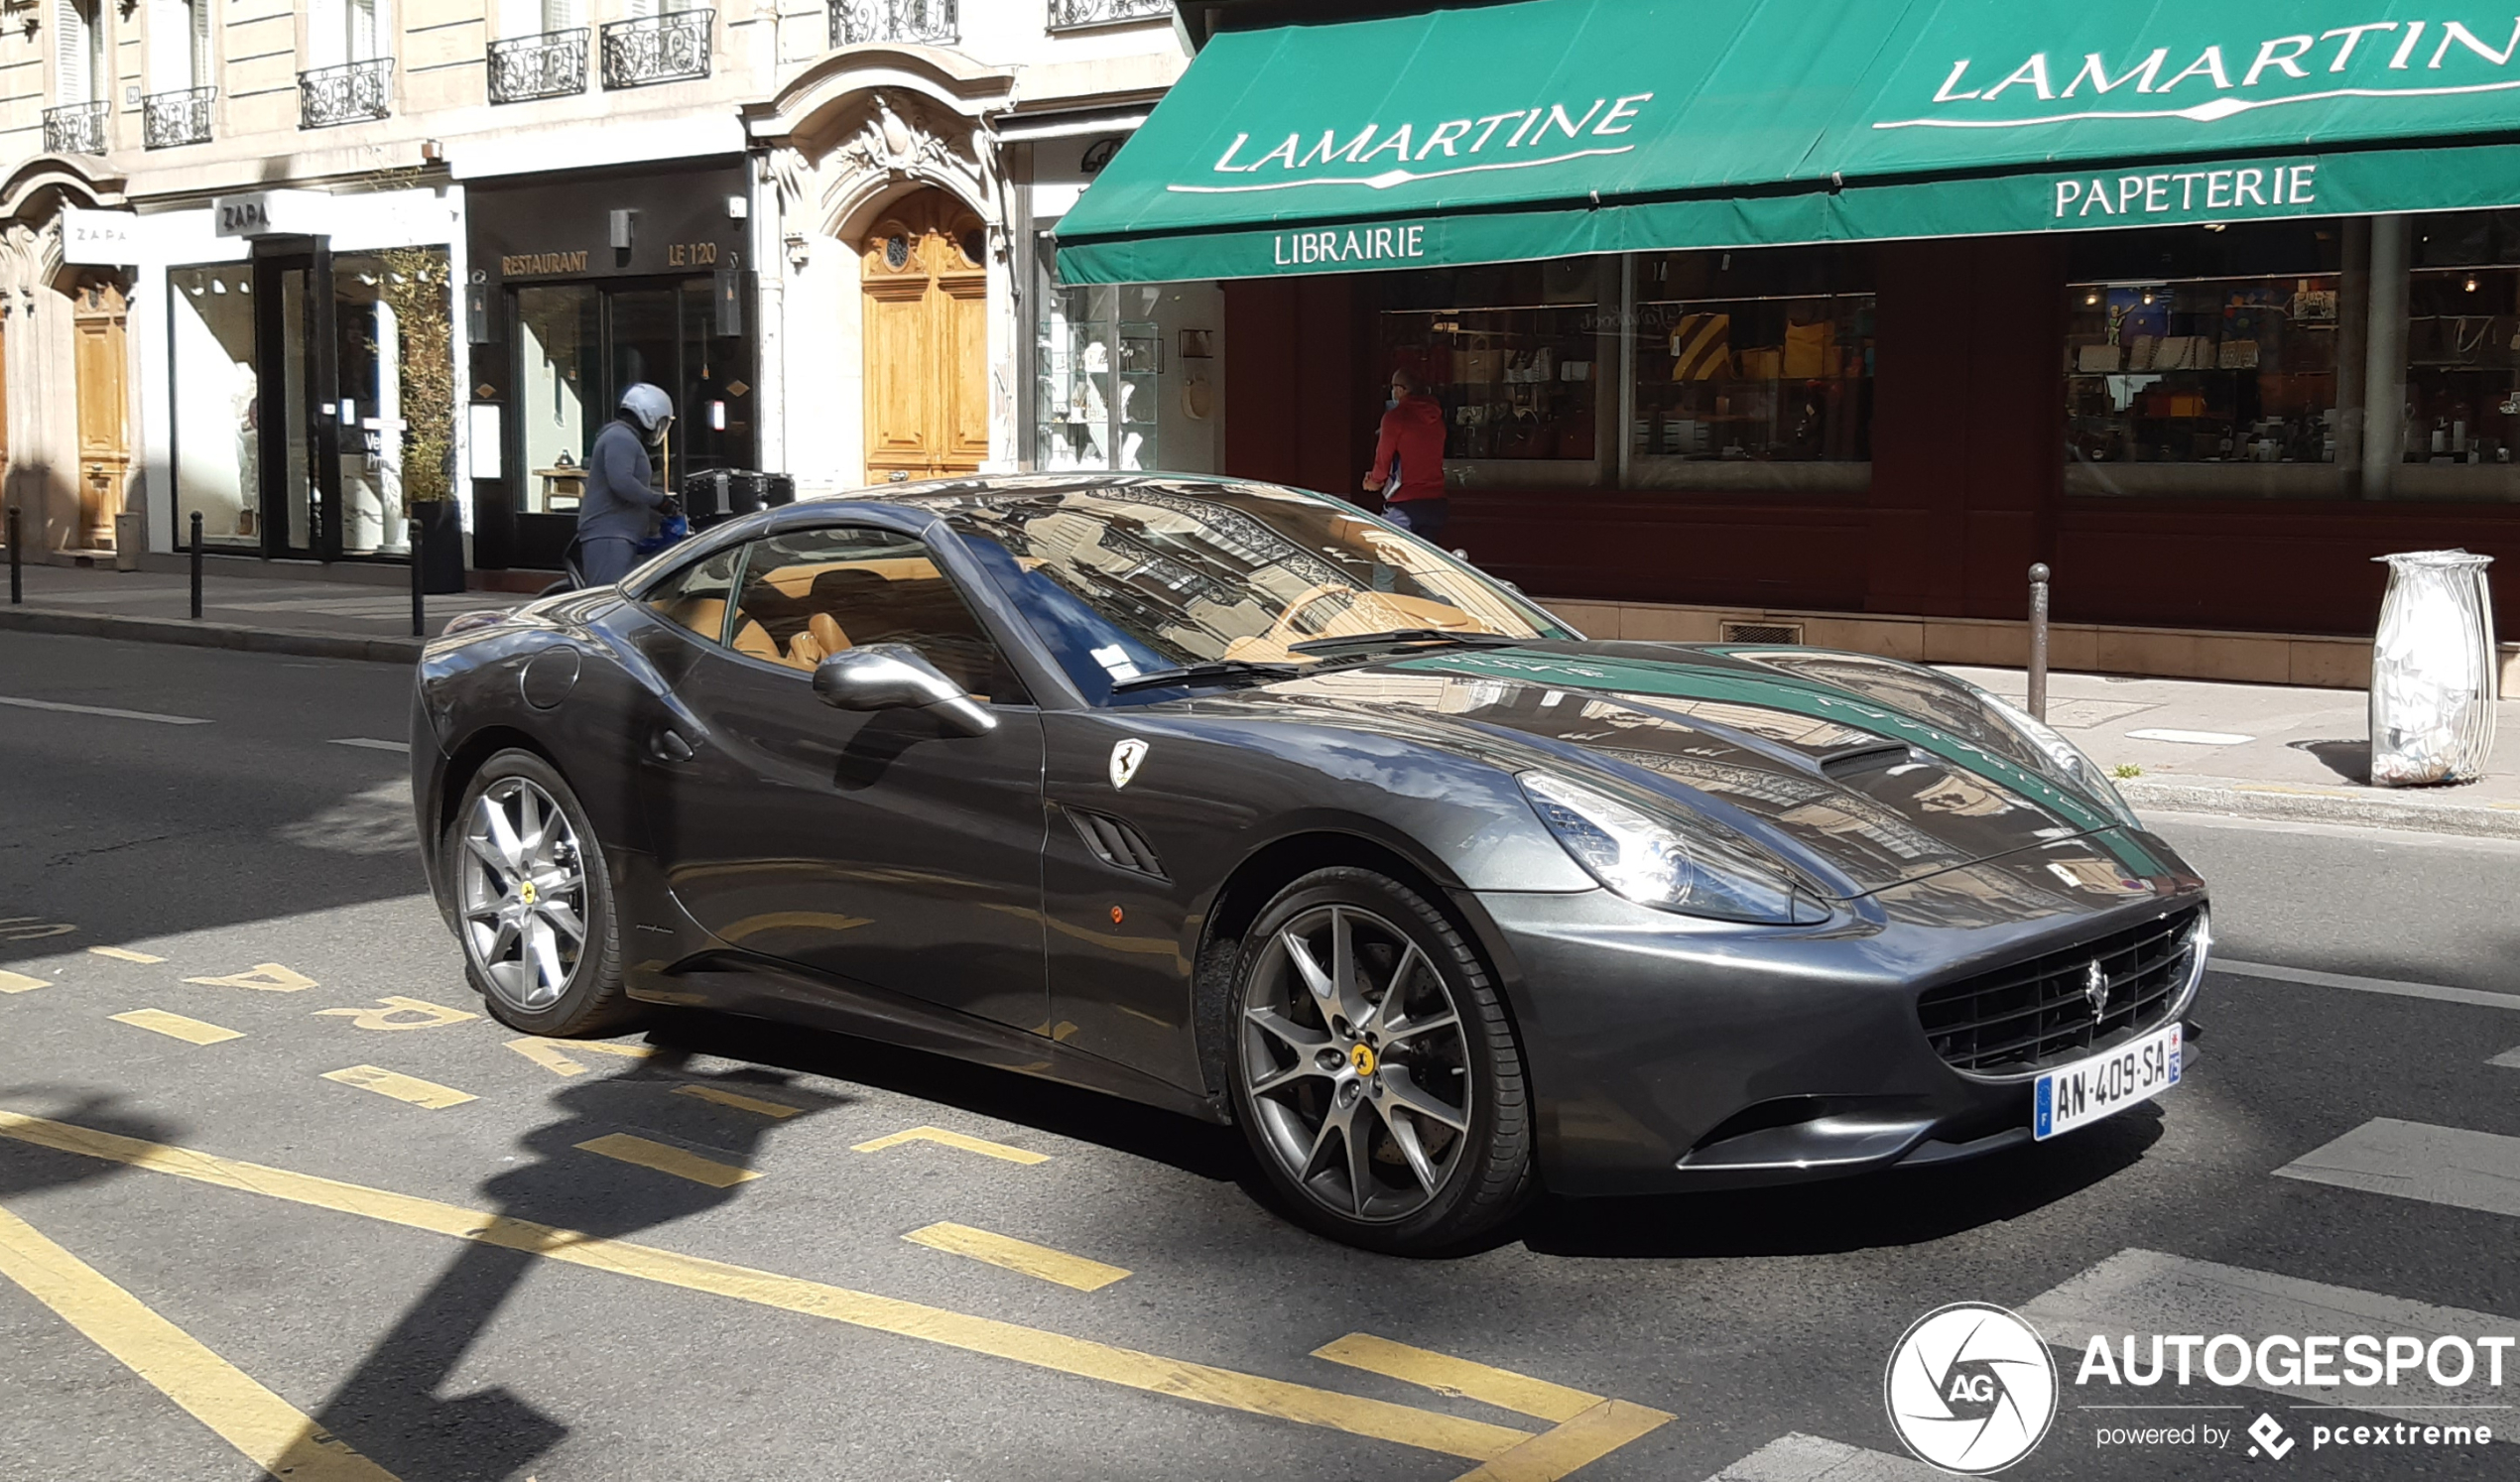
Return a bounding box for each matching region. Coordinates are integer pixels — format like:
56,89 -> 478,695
314,996 -> 480,1031
673,1083 -> 803,1119
505,1037 -> 655,1076
321,1065 -> 477,1110
0,1112 -> 1539,1463
852,1125 -> 1049,1165
88,946 -> 166,964
109,1010 -> 242,1047
181,962 -> 316,993
1315,1333 -> 1601,1422
0,1200 -> 401,1482
1447,1399 -> 1674,1482
905,1222 -> 1131,1292
0,918 -> 73,941
0,969 -> 48,994
574,1133 -> 759,1188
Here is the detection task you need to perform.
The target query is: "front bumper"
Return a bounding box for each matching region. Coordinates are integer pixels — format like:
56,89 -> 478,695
1468,832 -> 2208,1195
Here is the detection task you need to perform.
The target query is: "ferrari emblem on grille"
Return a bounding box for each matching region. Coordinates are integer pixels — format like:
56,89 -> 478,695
2083,960 -> 2109,1016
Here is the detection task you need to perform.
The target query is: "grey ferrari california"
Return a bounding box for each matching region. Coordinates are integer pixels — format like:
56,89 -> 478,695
412,473 -> 2208,1253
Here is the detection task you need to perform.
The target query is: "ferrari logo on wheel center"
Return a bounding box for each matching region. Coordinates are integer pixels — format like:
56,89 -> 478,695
519,880 -> 539,907
1348,1043 -> 1376,1075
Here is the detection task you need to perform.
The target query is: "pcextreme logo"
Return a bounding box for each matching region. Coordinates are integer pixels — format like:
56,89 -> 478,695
1884,1303 -> 2060,1473
1883,19 -> 2520,131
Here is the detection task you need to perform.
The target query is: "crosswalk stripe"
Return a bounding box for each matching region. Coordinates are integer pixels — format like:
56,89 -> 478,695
2210,959 -> 2520,1013
1701,1432 -> 1943,1482
2019,1248 -> 2518,1440
2277,1118 -> 2520,1220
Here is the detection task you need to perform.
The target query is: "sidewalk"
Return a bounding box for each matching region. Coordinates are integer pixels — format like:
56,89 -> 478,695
5,564 -> 2512,838
1942,664 -> 2520,840
0,560 -> 524,663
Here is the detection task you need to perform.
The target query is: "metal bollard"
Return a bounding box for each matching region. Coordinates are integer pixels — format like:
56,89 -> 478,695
409,518 -> 425,638
7,505 -> 20,606
2027,562 -> 2052,723
189,512 -> 203,620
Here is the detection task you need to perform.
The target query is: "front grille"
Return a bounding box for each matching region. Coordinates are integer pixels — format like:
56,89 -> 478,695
1918,907 -> 2201,1077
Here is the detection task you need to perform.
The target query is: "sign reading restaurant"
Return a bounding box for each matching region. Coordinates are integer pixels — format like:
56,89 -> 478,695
1885,18 -> 2520,128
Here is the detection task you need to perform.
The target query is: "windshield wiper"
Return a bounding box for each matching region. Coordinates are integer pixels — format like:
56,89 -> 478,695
1286,629 -> 1532,657
1107,660 -> 1301,694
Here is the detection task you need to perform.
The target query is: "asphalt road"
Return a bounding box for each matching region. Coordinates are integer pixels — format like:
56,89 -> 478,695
1,631 -> 2515,1482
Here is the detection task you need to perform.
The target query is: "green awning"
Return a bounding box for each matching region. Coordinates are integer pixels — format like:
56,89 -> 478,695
1055,0 -> 2520,284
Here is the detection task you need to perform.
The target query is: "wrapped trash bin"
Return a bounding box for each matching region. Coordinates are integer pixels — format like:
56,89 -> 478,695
2369,550 -> 2497,786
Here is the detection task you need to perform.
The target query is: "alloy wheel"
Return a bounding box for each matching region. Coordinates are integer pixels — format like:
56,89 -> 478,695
457,776 -> 590,1012
1240,904 -> 1475,1223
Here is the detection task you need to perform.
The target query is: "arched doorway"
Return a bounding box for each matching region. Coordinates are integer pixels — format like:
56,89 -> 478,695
859,188 -> 987,484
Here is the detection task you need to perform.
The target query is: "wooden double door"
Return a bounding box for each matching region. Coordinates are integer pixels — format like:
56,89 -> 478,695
860,189 -> 988,484
72,281 -> 130,551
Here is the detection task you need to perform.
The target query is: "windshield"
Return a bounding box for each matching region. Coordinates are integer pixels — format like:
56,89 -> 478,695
946,481 -> 1569,704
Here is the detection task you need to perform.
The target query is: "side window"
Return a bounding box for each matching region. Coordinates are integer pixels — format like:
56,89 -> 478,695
640,543 -> 742,645
725,527 -> 1026,702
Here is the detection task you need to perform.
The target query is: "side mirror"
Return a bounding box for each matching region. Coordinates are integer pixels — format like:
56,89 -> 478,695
812,643 -> 997,737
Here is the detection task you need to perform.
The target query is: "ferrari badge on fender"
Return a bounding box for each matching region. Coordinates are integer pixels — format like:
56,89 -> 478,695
1109,738 -> 1149,790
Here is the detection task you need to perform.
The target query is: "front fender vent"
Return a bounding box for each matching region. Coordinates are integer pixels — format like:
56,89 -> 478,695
1067,806 -> 1167,880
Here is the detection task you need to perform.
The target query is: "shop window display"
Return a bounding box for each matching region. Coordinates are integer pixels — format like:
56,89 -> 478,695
1376,258 -> 1602,468
1628,286 -> 1873,483
1031,268 -> 1223,474
169,263 -> 260,548
2064,273 -> 2340,497
2398,258 -> 2520,499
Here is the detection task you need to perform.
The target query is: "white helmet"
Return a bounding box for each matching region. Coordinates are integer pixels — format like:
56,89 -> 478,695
619,383 -> 674,439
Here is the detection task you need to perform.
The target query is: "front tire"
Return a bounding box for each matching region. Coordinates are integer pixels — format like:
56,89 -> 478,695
1227,867 -> 1533,1254
443,749 -> 636,1037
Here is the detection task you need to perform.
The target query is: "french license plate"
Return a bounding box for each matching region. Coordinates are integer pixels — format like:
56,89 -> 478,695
2033,1022 -> 2182,1141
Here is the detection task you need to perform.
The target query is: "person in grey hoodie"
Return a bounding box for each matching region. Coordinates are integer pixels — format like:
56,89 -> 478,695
575,383 -> 674,586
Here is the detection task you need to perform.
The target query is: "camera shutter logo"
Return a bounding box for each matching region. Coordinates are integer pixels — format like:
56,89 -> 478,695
1884,1302 -> 2059,1473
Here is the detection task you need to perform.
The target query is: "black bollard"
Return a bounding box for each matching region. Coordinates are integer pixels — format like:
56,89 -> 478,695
7,504 -> 20,606
409,518 -> 425,638
189,512 -> 204,620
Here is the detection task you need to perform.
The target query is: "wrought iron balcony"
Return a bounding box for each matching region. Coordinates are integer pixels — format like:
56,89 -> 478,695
830,0 -> 956,49
42,101 -> 108,156
600,9 -> 713,89
489,27 -> 588,103
142,86 -> 216,149
299,59 -> 395,129
1047,0 -> 1169,30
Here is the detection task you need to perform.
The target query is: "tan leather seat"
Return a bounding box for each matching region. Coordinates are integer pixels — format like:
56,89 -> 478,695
659,595 -> 726,641
732,619 -> 786,666
808,612 -> 849,657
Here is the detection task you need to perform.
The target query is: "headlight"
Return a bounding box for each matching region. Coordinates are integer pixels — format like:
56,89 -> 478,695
1975,691 -> 2140,827
1519,771 -> 1826,925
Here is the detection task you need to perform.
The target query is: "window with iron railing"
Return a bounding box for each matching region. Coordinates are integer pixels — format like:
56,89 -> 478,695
1047,0 -> 1168,31
300,58 -> 395,129
600,8 -> 713,89
489,28 -> 589,102
830,0 -> 956,49
43,100 -> 108,155
142,86 -> 216,149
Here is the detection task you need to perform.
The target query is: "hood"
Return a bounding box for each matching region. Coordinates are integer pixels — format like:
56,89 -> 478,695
1194,640 -> 2160,900
1389,395 -> 1445,428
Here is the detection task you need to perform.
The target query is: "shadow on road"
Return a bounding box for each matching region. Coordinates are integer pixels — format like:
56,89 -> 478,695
0,1088 -> 188,1200
1520,1105 -> 2164,1259
299,1043 -> 841,1482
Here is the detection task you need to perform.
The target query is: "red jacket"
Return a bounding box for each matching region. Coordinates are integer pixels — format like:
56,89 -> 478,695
1370,395 -> 1448,503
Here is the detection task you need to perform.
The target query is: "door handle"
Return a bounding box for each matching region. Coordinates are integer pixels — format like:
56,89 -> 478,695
650,729 -> 695,764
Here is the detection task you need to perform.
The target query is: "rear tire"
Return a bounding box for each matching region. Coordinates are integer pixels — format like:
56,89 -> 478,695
1226,866 -> 1533,1255
442,749 -> 638,1038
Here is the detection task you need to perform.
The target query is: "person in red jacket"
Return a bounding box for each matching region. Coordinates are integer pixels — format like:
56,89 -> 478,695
1363,368 -> 1449,544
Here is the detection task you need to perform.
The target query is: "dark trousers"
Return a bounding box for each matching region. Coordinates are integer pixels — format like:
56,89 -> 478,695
579,536 -> 640,587
1383,497 -> 1449,546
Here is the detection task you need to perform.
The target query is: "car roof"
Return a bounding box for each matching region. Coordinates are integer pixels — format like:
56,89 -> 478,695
791,471 -> 1333,514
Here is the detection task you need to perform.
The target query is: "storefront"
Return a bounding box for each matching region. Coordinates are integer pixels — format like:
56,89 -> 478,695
1057,0 -> 2520,679
464,157 -> 756,571
149,185 -> 465,564
1015,126 -> 1226,477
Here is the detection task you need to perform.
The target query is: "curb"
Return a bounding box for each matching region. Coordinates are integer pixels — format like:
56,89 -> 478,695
2123,774 -> 2520,840
0,605 -> 426,665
